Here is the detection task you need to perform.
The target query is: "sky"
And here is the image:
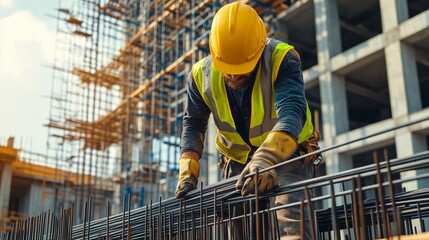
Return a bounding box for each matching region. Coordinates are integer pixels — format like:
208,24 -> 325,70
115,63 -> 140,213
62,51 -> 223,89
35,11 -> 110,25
0,0 -> 58,154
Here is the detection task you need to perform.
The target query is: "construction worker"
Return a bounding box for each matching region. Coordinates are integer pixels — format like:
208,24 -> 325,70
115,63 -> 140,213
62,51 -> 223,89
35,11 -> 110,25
176,2 -> 319,239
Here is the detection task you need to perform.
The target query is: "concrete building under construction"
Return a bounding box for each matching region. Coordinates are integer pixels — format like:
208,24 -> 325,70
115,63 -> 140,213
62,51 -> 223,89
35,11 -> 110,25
1,0 -> 429,238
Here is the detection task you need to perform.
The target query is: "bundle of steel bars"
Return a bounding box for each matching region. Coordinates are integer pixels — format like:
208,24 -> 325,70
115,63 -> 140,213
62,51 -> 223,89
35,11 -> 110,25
1,119 -> 429,240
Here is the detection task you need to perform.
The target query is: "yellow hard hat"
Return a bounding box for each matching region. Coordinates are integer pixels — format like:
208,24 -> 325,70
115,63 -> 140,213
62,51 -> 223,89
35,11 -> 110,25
209,2 -> 266,74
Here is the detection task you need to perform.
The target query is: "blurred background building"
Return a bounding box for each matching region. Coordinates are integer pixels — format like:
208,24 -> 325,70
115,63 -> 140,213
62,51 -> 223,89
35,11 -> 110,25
0,0 -> 428,230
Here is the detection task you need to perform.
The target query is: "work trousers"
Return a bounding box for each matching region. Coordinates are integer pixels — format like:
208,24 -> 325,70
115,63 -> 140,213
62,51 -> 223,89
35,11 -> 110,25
221,156 -> 313,240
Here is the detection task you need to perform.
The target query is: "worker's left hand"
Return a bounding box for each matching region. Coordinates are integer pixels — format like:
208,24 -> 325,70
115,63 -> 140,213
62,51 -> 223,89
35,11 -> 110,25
236,157 -> 279,196
236,131 -> 298,196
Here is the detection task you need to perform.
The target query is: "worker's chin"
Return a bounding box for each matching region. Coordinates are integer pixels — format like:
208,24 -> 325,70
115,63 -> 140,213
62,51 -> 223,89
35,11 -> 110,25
224,78 -> 250,90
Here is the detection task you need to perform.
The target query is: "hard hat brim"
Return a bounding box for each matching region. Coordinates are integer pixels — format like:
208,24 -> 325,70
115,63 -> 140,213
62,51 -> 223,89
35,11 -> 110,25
211,52 -> 262,75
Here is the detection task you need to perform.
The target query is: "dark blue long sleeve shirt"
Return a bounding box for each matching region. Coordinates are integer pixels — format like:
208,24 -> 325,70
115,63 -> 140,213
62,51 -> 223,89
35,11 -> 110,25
180,50 -> 307,157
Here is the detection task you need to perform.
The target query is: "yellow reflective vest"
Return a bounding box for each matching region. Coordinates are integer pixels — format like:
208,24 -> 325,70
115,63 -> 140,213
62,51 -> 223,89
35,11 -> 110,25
192,39 -> 314,164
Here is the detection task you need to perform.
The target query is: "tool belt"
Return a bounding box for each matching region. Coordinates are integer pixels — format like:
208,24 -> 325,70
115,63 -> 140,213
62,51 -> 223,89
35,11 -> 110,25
217,149 -> 256,170
217,131 -> 323,169
299,130 -> 323,167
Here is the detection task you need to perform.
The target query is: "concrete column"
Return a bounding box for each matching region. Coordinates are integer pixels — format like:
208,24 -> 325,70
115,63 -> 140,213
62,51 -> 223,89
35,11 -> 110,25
319,73 -> 349,141
207,116 -> 220,185
379,0 -> 409,32
385,42 -> 421,117
314,0 -> 342,59
0,163 -> 12,225
380,0 -> 420,117
314,0 -> 349,175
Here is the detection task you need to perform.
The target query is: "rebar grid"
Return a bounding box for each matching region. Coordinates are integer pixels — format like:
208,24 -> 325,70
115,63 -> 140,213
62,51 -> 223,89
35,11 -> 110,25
2,118 -> 429,240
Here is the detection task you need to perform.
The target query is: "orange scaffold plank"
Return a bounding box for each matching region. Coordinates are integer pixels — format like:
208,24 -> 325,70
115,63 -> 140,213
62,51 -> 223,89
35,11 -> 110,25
73,30 -> 92,38
66,16 -> 83,26
164,0 -> 185,12
0,145 -> 18,164
184,0 -> 213,15
99,0 -> 126,19
47,118 -> 122,150
12,160 -> 96,186
72,67 -> 123,89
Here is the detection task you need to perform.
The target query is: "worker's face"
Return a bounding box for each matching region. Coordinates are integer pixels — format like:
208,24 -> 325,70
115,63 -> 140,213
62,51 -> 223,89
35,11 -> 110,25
223,70 -> 255,90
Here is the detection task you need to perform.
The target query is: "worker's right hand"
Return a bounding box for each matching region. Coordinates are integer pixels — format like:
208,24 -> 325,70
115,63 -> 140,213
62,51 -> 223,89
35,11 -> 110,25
175,157 -> 200,198
236,131 -> 298,196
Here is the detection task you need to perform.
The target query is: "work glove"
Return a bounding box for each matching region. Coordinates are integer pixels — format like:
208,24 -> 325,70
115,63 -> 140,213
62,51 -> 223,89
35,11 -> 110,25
175,157 -> 200,198
236,131 -> 298,196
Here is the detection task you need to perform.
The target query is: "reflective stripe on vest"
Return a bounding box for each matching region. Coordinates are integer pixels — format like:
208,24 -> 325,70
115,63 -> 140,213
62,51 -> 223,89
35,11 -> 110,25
192,39 -> 314,164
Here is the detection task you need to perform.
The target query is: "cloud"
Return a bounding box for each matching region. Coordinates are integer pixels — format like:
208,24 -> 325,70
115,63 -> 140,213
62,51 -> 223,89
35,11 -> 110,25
0,11 -> 56,153
0,0 -> 12,7
0,11 -> 55,78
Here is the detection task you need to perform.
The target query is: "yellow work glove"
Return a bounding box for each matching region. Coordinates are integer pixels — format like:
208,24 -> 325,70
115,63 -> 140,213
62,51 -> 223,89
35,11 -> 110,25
236,131 -> 298,196
175,157 -> 200,198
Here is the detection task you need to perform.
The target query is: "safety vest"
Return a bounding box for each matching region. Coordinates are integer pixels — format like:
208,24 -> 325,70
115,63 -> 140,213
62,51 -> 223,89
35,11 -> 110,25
192,39 -> 314,164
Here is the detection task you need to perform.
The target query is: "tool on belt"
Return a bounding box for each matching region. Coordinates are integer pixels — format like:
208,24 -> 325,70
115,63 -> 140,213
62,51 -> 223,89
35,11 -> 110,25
299,129 -> 323,167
